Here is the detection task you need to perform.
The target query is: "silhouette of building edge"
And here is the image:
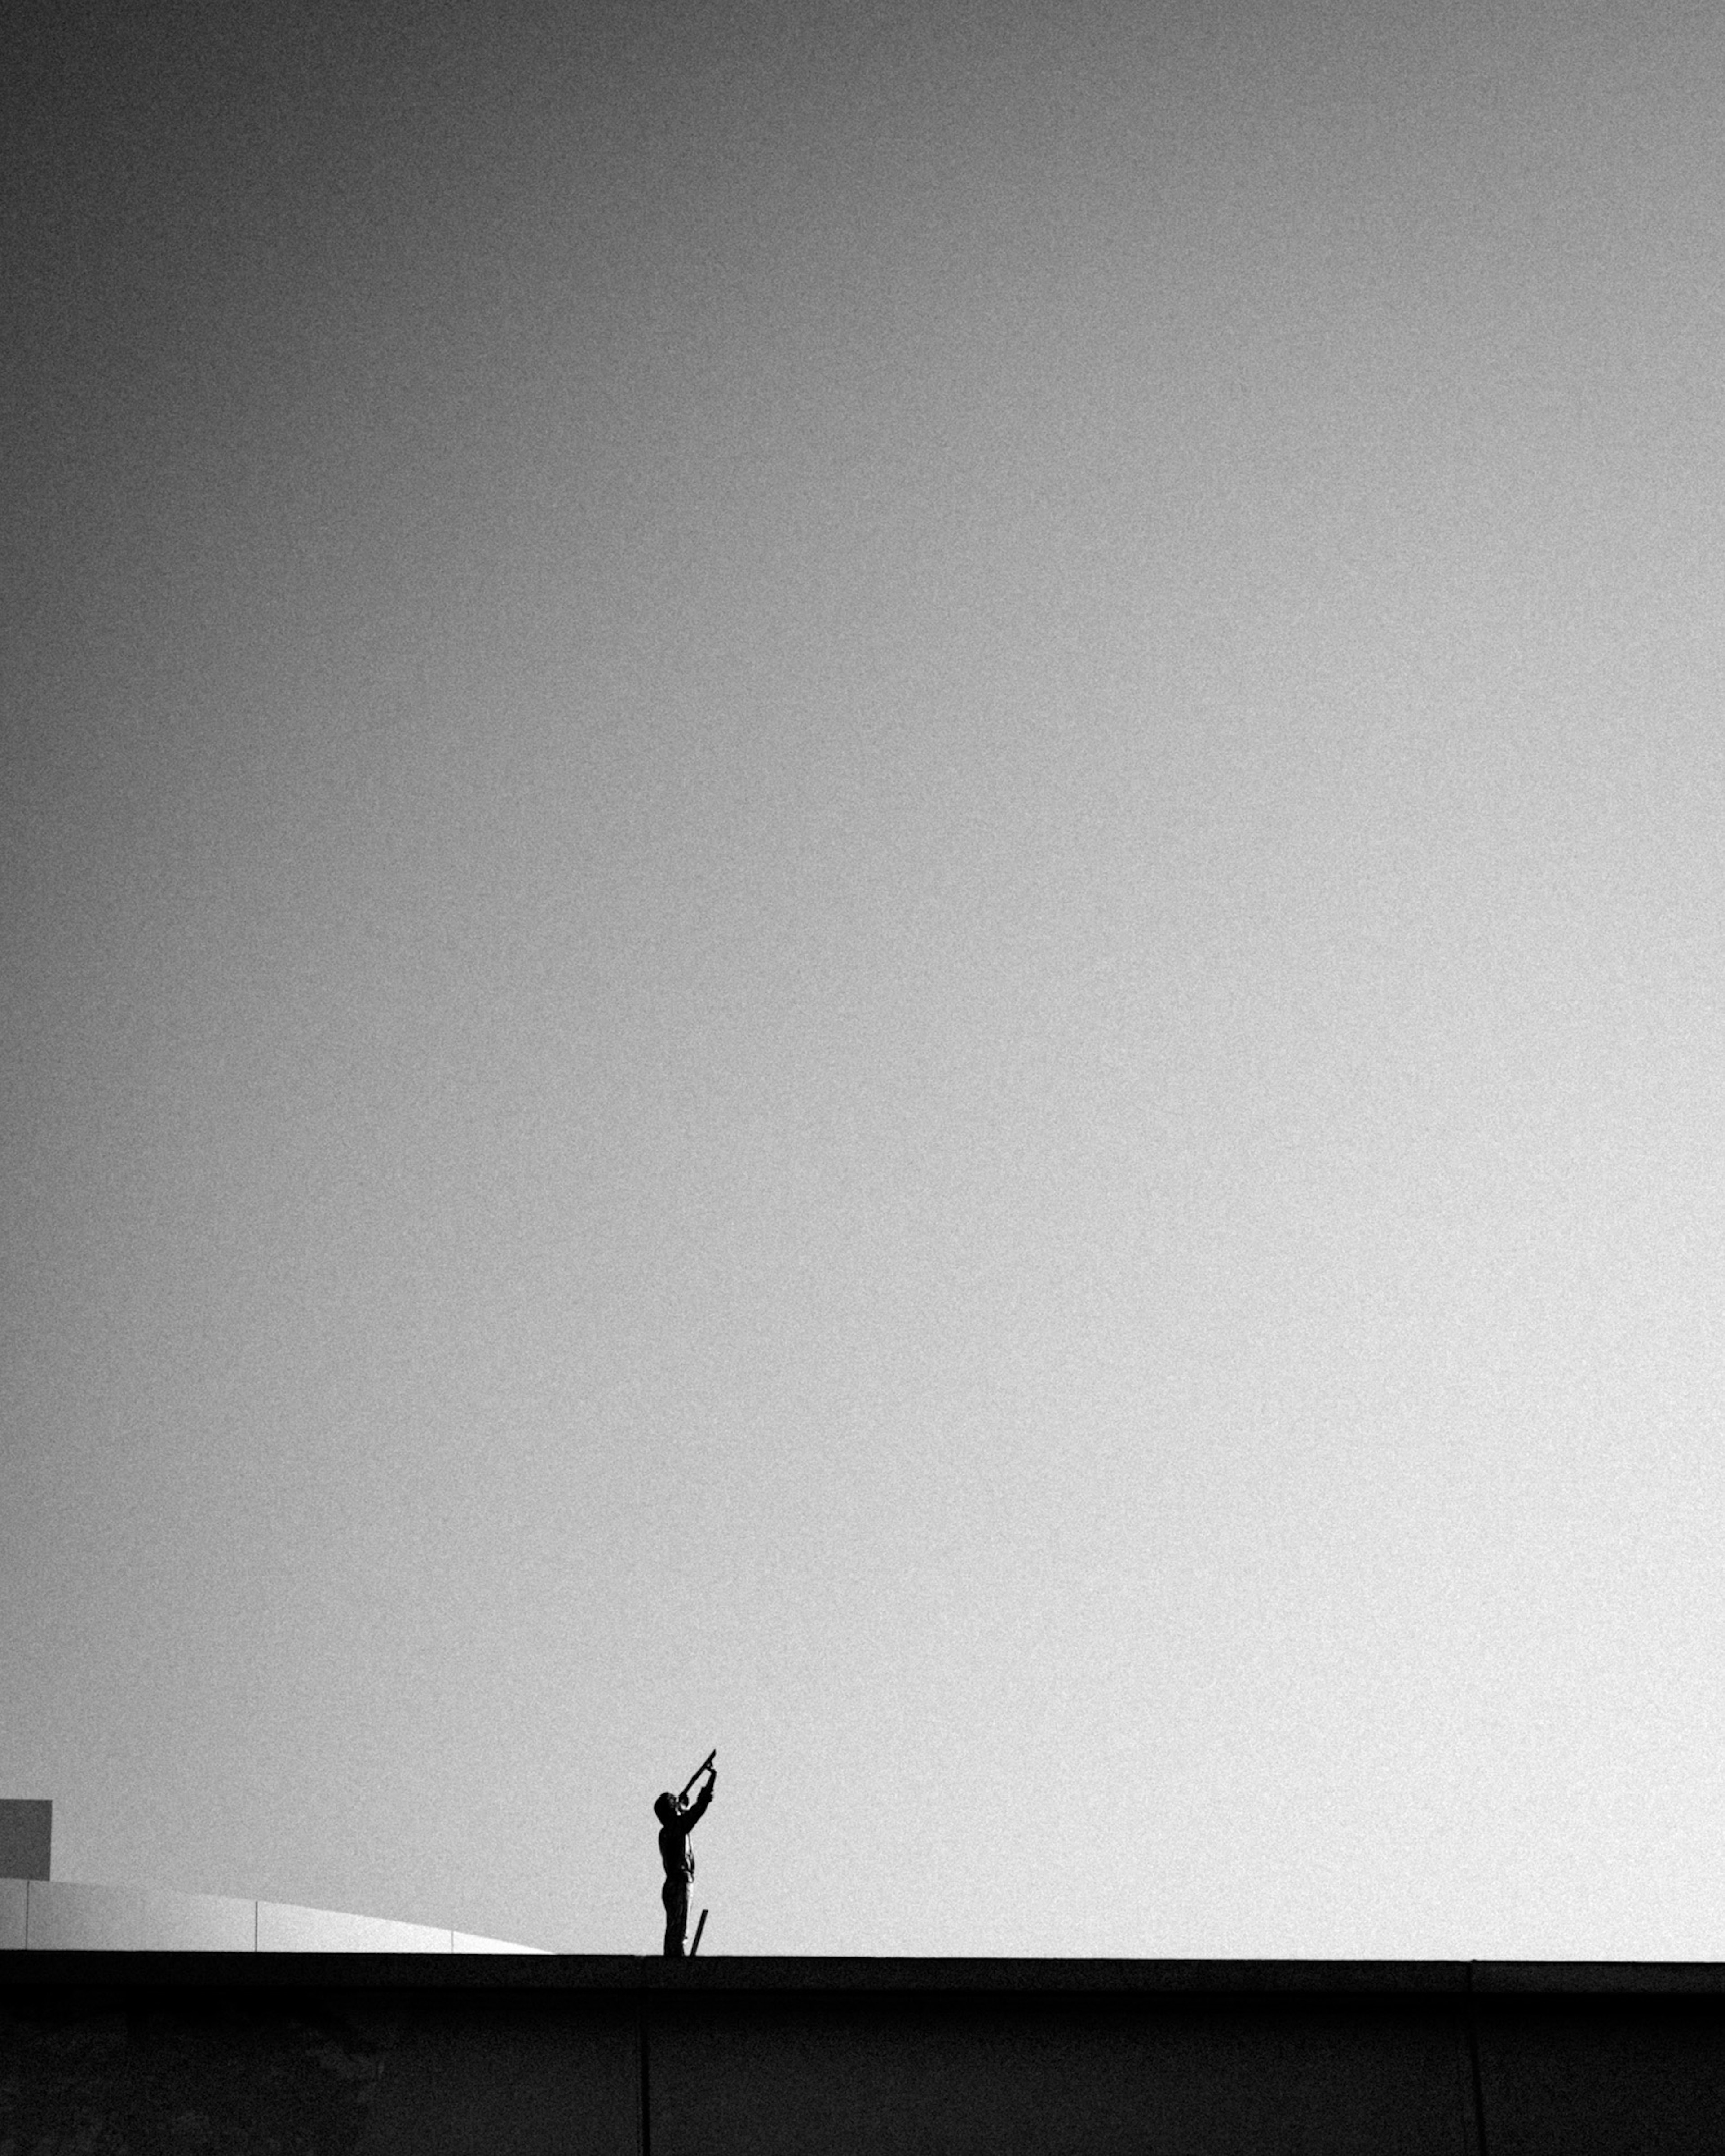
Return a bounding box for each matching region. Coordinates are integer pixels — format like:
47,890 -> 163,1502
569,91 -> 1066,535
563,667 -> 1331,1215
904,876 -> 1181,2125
5,1951 -> 1725,2152
6,1810 -> 1725,2150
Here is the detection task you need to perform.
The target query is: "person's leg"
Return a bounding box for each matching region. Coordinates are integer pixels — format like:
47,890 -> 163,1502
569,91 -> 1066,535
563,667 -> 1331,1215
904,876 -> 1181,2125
662,1877 -> 688,1957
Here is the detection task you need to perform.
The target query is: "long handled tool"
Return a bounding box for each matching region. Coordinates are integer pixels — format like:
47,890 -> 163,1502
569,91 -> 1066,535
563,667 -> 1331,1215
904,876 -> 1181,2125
690,1908 -> 708,1957
678,1750 -> 716,1804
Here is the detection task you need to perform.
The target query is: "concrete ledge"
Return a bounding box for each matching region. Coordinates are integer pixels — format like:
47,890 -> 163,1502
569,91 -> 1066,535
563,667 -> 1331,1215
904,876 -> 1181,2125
4,1957 -> 1724,2153
0,1952 -> 1721,1993
1472,1961 -> 1725,1993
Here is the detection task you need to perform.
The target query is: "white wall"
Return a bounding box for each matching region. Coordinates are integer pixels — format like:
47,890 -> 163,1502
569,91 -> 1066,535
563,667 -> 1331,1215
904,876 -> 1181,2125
0,1880 -> 546,1952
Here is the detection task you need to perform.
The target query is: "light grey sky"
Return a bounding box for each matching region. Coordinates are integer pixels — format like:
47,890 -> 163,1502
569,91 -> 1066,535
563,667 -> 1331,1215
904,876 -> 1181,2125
4,0 -> 1722,1957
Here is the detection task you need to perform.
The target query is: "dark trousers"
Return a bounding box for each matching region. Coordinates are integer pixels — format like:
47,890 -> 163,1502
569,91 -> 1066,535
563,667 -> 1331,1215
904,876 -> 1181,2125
662,1876 -> 688,1958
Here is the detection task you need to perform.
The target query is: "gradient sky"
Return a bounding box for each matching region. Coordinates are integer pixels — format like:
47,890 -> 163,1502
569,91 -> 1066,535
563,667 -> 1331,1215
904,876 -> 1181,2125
4,0 -> 1722,1957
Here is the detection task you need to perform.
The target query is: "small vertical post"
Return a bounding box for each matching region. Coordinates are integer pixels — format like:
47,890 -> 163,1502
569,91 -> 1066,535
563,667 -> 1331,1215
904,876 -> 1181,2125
690,1908 -> 708,1957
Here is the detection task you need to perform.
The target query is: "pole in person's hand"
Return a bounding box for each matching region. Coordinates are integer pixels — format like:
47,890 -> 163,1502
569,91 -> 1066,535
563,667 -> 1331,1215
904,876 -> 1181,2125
678,1750 -> 717,1805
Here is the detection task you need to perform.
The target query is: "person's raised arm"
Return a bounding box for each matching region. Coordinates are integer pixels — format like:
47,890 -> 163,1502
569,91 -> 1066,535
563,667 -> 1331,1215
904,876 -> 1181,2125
685,1769 -> 716,1825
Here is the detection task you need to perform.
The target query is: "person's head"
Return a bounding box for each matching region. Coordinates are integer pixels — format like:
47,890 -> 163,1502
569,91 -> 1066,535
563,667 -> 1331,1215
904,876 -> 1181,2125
653,1792 -> 677,1824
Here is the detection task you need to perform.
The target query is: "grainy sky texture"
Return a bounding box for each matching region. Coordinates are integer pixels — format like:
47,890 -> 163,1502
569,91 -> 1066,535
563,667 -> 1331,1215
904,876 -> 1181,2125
4,0 -> 1722,1957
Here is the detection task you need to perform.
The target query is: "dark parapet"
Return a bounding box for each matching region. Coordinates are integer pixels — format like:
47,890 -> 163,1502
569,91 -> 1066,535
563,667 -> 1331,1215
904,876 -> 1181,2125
2,1956 -> 1723,2154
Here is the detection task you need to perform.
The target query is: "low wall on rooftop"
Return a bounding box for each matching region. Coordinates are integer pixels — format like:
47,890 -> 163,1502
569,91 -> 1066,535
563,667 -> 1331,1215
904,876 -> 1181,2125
4,1955 -> 1725,2153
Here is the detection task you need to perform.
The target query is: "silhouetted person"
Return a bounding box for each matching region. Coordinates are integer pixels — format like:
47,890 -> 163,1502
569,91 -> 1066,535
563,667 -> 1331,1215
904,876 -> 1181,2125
654,1764 -> 715,1957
